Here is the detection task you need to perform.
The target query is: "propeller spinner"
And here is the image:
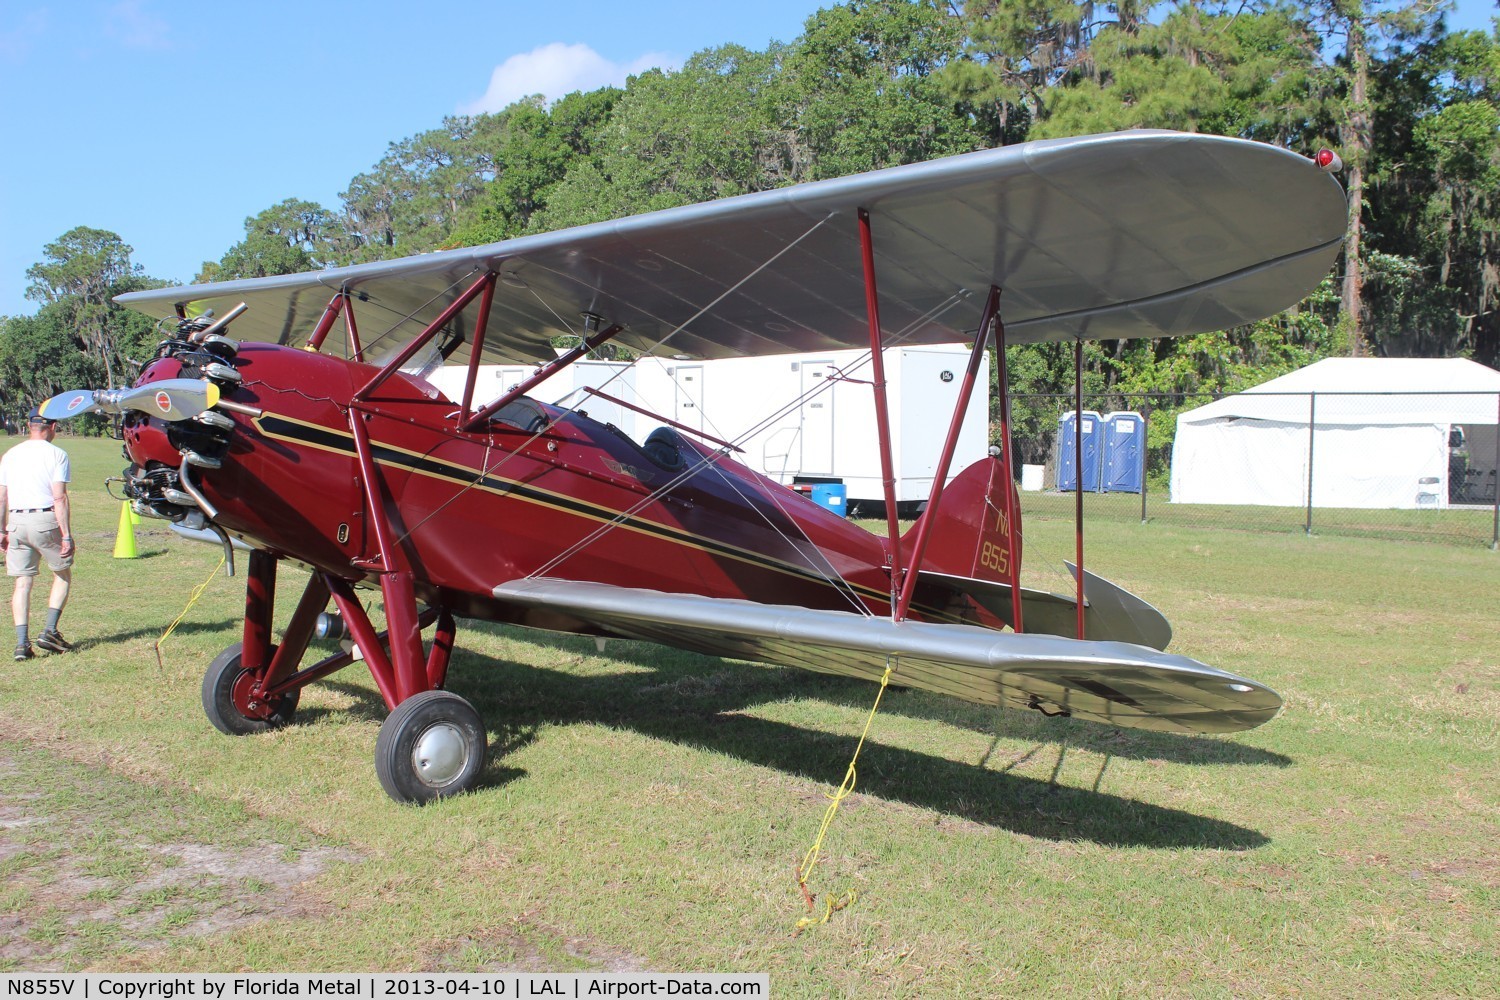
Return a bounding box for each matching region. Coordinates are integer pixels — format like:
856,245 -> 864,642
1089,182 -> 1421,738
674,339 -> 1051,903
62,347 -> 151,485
40,380 -> 221,423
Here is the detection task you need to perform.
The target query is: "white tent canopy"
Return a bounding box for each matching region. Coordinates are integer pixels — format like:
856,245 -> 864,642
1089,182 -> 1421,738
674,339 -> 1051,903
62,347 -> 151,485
1170,358 -> 1500,509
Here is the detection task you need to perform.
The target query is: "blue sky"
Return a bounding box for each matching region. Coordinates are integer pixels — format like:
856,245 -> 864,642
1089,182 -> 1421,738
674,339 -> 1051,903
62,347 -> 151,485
1,0 -> 1496,320
0,0 -> 826,317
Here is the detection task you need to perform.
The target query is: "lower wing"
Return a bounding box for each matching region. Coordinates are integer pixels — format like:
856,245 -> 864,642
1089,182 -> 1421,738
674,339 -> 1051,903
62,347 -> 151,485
493,579 -> 1280,735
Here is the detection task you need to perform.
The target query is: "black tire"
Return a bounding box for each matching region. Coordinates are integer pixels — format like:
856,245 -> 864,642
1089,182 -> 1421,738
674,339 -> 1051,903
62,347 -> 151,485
374,690 -> 487,804
201,642 -> 299,736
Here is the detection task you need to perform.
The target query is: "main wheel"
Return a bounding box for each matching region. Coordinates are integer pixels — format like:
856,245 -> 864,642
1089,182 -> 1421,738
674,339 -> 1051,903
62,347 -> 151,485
201,642 -> 299,735
374,690 -> 487,804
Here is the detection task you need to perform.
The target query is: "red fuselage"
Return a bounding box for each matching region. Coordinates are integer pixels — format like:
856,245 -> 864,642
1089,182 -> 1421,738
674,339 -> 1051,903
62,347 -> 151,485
126,344 -> 905,626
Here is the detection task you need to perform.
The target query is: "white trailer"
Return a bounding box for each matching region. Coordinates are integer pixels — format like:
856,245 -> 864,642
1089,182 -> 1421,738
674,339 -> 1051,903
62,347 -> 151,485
431,359 -> 641,433
427,345 -> 990,514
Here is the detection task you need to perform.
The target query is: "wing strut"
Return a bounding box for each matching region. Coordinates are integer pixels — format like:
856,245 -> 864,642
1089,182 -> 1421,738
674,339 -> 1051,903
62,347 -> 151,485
458,275 -> 498,421
1074,339 -> 1086,638
356,271 -> 498,400
857,208 -> 906,612
462,319 -> 623,431
895,285 -> 1002,621
335,269 -> 506,700
994,308 -> 1024,631
307,292 -> 345,355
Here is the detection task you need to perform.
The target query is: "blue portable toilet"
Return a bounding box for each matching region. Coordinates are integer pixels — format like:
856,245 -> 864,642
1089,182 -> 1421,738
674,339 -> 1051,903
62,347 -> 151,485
1102,411 -> 1146,493
1058,410 -> 1104,492
810,482 -> 847,517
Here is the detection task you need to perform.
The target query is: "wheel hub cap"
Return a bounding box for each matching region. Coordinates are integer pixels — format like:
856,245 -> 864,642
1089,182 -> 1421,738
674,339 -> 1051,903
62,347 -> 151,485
412,722 -> 467,786
231,669 -> 275,720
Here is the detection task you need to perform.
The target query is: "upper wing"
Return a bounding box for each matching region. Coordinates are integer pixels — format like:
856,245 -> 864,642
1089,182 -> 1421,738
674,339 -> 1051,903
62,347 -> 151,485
493,578 -> 1281,735
116,130 -> 1344,365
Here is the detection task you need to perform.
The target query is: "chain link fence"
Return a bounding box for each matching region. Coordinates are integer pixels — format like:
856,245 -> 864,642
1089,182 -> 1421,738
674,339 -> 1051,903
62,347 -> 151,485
1002,391 -> 1500,548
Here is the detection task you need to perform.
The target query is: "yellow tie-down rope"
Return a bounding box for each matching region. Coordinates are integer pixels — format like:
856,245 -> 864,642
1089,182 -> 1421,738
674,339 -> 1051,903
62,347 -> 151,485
794,659 -> 895,934
155,553 -> 226,669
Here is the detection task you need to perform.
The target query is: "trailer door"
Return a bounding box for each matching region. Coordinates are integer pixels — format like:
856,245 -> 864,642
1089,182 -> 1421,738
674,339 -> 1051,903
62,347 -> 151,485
799,360 -> 835,475
673,365 -> 704,431
572,361 -> 635,437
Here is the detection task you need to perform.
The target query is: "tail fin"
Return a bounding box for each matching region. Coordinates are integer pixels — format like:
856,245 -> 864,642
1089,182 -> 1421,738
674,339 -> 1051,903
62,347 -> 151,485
921,564 -> 1173,649
904,456 -> 1023,583
904,457 -> 1172,649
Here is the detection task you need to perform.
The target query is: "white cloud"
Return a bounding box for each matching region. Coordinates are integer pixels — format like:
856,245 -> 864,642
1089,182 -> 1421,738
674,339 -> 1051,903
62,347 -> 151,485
0,9 -> 48,63
106,0 -> 171,50
459,42 -> 680,115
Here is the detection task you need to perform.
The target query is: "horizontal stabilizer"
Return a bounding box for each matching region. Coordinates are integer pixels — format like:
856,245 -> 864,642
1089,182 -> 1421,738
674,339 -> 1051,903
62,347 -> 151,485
922,563 -> 1172,651
494,578 -> 1278,735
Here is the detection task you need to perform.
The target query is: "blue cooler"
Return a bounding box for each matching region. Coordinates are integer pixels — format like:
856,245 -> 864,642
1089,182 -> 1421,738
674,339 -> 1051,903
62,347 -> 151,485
810,483 -> 847,517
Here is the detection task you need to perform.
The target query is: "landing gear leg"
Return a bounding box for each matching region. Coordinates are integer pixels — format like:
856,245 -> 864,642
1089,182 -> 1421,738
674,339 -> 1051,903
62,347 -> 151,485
326,575 -> 484,803
202,550 -> 310,735
202,551 -> 484,801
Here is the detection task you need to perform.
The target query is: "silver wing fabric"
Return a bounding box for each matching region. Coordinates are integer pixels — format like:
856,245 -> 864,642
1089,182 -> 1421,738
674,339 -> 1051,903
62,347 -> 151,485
117,130 -> 1345,365
493,579 -> 1282,735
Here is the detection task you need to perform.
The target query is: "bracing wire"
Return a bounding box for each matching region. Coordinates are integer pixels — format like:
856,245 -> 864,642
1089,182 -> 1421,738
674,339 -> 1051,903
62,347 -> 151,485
387,212 -> 840,540
524,290 -> 973,610
355,217 -> 980,614
338,271 -> 479,363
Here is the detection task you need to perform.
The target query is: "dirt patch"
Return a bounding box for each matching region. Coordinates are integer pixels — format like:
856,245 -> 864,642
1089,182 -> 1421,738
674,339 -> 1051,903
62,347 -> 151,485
0,748 -> 361,970
142,842 -> 360,892
424,912 -> 648,974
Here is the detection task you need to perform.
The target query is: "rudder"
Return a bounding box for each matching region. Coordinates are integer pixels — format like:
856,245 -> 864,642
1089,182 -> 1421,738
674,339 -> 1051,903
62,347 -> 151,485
904,455 -> 1022,584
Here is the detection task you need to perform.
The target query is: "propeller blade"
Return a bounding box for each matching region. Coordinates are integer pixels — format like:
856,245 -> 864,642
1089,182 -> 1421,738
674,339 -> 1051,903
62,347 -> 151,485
39,380 -> 222,423
38,390 -> 101,420
111,380 -> 222,421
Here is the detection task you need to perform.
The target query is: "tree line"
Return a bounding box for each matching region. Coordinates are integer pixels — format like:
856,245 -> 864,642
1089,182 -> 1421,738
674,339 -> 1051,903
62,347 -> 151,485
3,0 -> 1495,437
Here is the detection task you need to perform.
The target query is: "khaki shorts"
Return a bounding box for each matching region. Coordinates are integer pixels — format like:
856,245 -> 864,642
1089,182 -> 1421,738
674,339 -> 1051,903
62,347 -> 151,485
6,512 -> 72,578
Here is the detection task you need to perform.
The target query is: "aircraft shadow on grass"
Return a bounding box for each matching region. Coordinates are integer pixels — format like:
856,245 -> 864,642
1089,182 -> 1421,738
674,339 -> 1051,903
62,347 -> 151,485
290,624 -> 1277,851
476,624 -> 1294,767
83,617 -> 243,651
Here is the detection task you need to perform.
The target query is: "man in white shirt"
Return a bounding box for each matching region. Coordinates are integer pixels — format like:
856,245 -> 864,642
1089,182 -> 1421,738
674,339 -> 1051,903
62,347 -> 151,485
0,408 -> 76,660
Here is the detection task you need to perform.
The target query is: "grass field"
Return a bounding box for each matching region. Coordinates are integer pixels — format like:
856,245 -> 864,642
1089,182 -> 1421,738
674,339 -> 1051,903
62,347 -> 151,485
0,435 -> 1496,995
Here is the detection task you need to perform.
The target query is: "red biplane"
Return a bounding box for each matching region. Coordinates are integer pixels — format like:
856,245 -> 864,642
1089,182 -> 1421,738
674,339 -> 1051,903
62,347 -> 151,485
44,130 -> 1344,803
